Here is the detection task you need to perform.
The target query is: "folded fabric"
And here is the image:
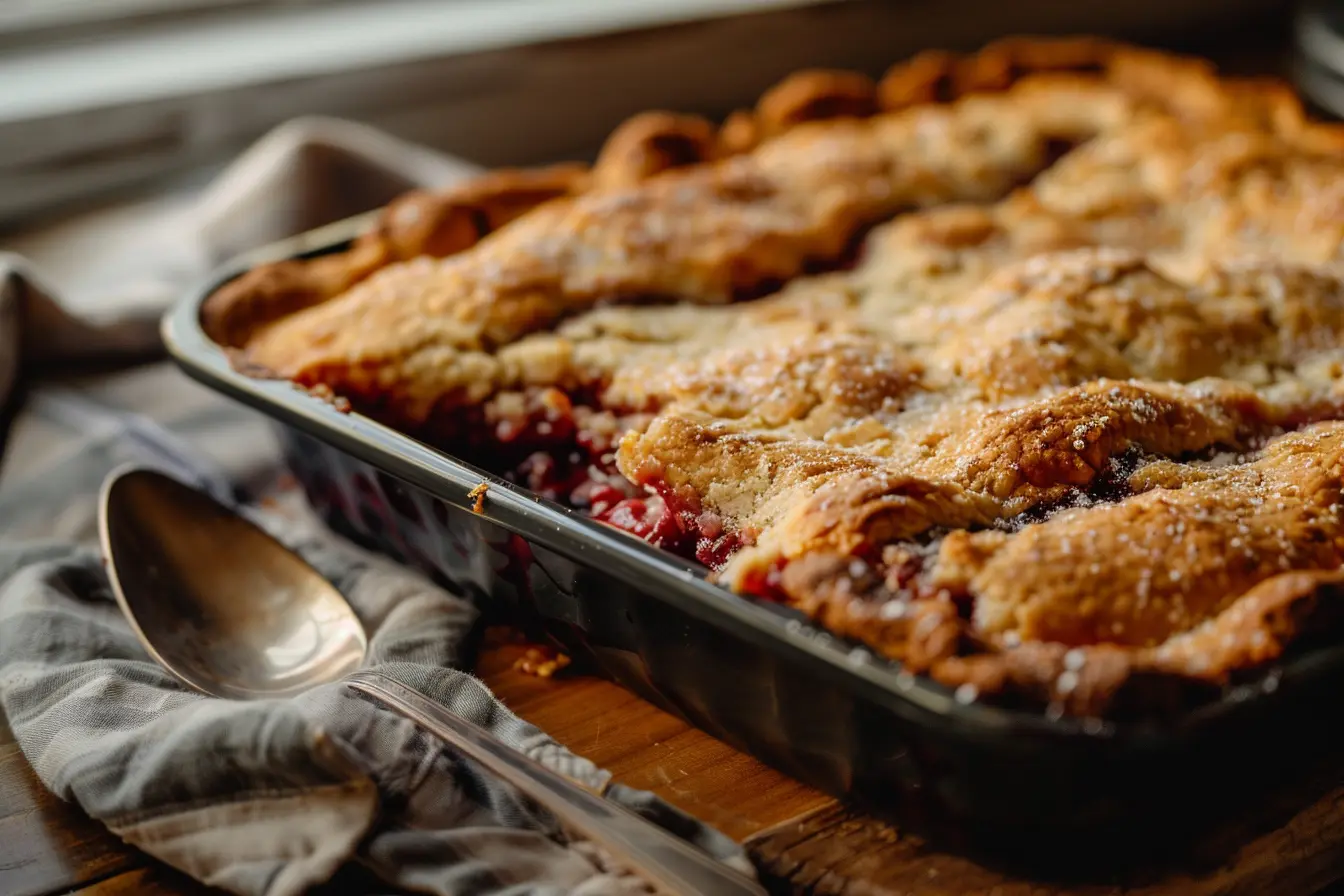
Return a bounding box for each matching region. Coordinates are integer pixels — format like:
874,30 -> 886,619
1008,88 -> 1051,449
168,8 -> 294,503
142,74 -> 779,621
0,118 -> 752,895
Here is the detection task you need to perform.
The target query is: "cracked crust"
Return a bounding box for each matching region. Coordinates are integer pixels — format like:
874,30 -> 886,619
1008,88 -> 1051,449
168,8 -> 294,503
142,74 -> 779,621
209,37 -> 1344,719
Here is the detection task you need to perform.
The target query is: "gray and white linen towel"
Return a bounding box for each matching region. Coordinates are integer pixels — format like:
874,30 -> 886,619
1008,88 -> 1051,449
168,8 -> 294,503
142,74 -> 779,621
0,118 -> 750,895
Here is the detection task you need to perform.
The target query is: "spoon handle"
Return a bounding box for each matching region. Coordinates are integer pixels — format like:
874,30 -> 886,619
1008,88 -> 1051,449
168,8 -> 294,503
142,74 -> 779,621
345,670 -> 766,896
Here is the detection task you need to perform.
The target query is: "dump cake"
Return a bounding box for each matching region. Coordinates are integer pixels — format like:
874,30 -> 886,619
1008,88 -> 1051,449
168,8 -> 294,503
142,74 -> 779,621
204,38 -> 1344,719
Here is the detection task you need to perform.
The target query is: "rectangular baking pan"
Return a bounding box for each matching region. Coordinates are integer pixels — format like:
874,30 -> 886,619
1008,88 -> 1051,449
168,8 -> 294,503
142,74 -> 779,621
163,215 -> 1344,874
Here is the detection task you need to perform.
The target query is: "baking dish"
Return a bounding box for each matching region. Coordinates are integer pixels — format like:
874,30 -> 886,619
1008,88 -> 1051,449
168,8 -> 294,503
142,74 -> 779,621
164,216 -> 1344,870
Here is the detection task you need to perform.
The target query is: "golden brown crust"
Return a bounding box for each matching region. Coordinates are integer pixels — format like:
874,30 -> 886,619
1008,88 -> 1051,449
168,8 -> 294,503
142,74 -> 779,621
718,109 -> 762,156
201,235 -> 390,350
591,112 -> 720,188
201,163 -> 590,347
754,69 -> 879,138
209,37 -> 1344,719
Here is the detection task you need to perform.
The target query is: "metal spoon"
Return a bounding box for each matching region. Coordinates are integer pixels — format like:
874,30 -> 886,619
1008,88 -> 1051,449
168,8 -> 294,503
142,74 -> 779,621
98,465 -> 764,896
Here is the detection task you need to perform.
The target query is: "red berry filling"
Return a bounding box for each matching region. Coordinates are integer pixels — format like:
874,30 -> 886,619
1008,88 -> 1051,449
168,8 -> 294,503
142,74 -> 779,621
478,387 -> 745,570
738,557 -> 789,603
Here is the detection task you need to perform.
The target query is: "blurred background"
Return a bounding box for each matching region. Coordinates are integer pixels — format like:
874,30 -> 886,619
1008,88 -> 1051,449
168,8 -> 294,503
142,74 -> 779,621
0,0 -> 1316,232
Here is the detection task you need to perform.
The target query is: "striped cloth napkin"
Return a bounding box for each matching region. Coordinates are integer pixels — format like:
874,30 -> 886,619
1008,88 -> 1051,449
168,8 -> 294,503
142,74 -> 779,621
0,118 -> 750,896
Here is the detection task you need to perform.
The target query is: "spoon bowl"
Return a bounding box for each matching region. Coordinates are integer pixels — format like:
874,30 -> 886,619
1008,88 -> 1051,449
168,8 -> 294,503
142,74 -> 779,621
99,467 -> 367,699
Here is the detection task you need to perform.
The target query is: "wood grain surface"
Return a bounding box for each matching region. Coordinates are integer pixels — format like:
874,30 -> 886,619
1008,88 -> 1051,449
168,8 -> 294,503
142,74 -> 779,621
3,633 -> 1343,896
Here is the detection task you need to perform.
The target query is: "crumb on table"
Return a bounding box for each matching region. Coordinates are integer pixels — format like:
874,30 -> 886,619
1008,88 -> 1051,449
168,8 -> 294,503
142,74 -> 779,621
305,382 -> 352,413
513,646 -> 572,678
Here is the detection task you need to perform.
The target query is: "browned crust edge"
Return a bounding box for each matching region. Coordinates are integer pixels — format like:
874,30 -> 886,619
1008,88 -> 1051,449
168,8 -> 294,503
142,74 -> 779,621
200,35 -> 1334,350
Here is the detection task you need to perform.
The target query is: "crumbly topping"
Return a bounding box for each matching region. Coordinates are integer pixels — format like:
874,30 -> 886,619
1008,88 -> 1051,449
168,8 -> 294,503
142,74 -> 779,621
210,38 -> 1344,718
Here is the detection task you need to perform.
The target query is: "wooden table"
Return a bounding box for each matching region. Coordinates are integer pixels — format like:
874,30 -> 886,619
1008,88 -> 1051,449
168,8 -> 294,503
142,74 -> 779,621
4,630 -> 1344,896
